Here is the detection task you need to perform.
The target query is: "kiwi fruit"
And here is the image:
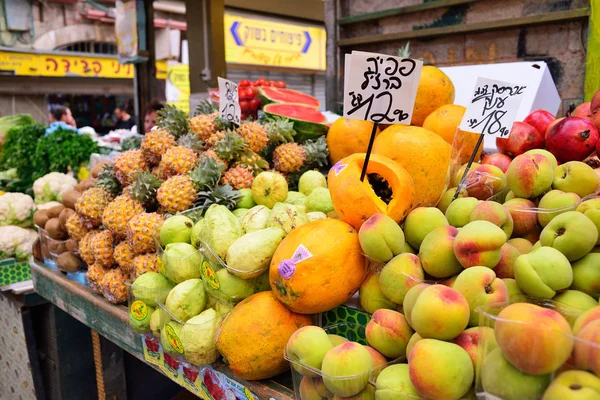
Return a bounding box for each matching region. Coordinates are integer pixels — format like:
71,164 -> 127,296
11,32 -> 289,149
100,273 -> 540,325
62,190 -> 81,209
45,218 -> 68,240
74,178 -> 96,193
47,204 -> 65,219
33,238 -> 43,261
48,240 -> 67,255
58,208 -> 75,230
91,162 -> 111,178
33,209 -> 50,229
56,252 -> 83,273
66,239 -> 79,255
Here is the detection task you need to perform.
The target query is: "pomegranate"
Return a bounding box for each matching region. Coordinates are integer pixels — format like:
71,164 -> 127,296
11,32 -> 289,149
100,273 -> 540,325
546,117 -> 599,162
496,121 -> 544,157
545,117 -> 564,138
571,102 -> 591,120
481,153 -> 512,173
523,110 -> 555,139
591,90 -> 600,132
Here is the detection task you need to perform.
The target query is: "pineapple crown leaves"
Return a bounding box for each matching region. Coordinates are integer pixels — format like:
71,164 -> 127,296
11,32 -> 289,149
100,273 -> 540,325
194,184 -> 241,211
214,115 -> 234,131
121,135 -> 142,151
237,150 -> 269,173
256,111 -> 296,145
301,136 -> 329,170
177,133 -> 204,153
157,104 -> 190,139
129,171 -> 163,210
397,41 -> 424,62
193,99 -> 218,116
190,155 -> 225,191
213,130 -> 248,162
96,165 -> 122,196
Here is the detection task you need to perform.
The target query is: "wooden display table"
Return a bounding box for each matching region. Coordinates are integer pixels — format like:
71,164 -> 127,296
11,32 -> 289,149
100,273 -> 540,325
30,262 -> 294,400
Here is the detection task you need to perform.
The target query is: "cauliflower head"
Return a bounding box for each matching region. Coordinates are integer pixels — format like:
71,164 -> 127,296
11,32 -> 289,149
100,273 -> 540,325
0,226 -> 38,261
0,193 -> 35,227
33,172 -> 77,204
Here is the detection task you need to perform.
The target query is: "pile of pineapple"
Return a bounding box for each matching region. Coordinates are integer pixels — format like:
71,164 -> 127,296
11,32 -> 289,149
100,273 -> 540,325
66,102 -> 328,304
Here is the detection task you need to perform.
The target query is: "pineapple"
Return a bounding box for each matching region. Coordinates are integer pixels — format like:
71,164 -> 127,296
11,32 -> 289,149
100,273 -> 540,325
272,136 -> 329,174
65,213 -> 89,241
157,104 -> 190,139
79,230 -> 100,265
132,254 -> 161,279
91,230 -> 115,268
190,112 -> 218,141
264,116 -> 296,145
86,263 -> 110,292
158,146 -> 198,178
75,187 -> 115,227
129,171 -> 163,211
177,132 -> 204,153
114,149 -> 149,186
204,130 -> 225,148
221,166 -> 254,189
235,150 -> 269,175
141,129 -> 176,165
96,164 -> 123,194
236,121 -> 268,153
202,149 -> 228,169
127,212 -> 164,254
100,268 -> 129,304
195,184 -> 241,211
102,194 -> 144,238
213,131 -> 247,163
113,241 -> 136,275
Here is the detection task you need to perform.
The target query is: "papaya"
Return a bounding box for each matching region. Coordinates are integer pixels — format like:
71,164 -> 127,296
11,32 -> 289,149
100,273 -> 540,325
270,219 -> 367,314
326,117 -> 381,164
215,291 -> 311,380
327,153 -> 416,230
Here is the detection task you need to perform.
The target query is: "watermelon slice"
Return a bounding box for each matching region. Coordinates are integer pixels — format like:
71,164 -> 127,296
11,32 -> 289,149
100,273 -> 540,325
263,103 -> 328,141
259,87 -> 320,108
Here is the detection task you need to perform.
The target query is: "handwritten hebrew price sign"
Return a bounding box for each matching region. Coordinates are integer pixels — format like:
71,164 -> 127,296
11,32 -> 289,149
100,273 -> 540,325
343,51 -> 423,124
218,77 -> 241,125
459,77 -> 527,138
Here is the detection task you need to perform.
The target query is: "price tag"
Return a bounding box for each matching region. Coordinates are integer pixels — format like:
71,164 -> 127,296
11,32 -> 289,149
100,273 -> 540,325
459,77 -> 527,138
218,77 -> 241,125
343,51 -> 423,124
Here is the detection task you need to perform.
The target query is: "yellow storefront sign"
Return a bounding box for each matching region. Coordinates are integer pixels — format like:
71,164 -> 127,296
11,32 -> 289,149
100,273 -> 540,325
0,50 -> 167,79
224,13 -> 326,71
166,62 -> 190,111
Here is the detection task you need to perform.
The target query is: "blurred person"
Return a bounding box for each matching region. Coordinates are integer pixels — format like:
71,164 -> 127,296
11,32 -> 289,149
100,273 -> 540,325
46,106 -> 78,135
143,101 -> 164,133
114,103 -> 136,130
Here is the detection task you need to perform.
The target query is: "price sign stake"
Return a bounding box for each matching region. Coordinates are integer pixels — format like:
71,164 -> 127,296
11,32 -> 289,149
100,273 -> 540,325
218,77 -> 241,126
453,77 -> 527,200
343,51 -> 423,181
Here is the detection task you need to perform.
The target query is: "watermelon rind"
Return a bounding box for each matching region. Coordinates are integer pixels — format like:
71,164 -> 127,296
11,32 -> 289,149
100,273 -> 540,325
263,103 -> 329,142
259,87 -> 320,109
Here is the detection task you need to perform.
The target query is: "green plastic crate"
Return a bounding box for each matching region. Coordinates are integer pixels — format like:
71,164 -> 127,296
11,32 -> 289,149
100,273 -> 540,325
0,259 -> 31,286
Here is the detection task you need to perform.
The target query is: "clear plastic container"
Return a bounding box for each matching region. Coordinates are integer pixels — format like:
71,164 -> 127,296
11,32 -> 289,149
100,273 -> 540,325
286,323 -> 376,400
475,298 -> 598,400
37,227 -> 68,270
127,282 -> 174,335
156,240 -> 203,285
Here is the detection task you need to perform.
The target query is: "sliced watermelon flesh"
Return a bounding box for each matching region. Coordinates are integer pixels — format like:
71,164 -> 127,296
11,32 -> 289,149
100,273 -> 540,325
259,87 -> 320,108
263,103 -> 326,123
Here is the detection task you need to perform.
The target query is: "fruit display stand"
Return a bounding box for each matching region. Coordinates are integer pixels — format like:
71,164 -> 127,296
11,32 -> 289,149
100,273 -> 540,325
30,260 -> 294,400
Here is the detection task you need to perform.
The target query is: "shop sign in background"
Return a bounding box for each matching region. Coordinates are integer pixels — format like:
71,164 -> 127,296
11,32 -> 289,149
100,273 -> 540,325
224,13 -> 326,71
166,62 -> 190,111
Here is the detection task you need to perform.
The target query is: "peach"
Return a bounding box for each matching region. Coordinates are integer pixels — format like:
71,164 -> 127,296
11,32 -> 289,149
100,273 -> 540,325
506,153 -> 554,199
453,267 -> 509,326
375,363 -> 419,400
577,198 -> 600,245
418,226 -> 463,278
493,242 -> 521,279
453,220 -> 507,268
358,213 -> 405,264
504,198 -> 539,236
332,385 -> 375,399
525,148 -> 558,170
495,303 -> 574,375
481,152 -> 512,173
300,376 -> 334,400
363,346 -> 387,368
405,332 -> 422,357
507,237 -> 534,254
365,309 -> 413,359
409,339 -> 474,400
503,278 -> 525,301
378,254 -> 424,305
359,272 -> 397,314
573,306 -> 600,335
321,342 -> 374,397
542,370 -> 600,400
404,284 -> 469,340
554,290 -> 598,311
540,211 -> 598,261
403,241 -> 416,254
537,190 -> 580,227
469,201 -> 514,239
445,197 -> 479,228
554,161 -> 599,197
453,326 -> 498,370
466,164 -> 507,200
481,348 -> 551,400
451,162 -> 481,187
287,325 -> 334,376
328,334 -> 348,347
403,207 -> 448,250
514,246 -> 573,299
574,320 -> 600,376
437,187 -> 468,214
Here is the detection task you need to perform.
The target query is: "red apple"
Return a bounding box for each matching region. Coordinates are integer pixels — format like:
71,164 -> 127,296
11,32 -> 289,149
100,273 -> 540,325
496,122 -> 544,157
546,117 -> 599,163
524,110 -> 555,139
481,153 -> 512,173
572,102 -> 591,120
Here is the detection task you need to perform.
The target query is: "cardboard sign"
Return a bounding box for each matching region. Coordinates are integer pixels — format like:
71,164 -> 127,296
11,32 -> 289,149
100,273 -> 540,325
459,77 -> 527,138
343,51 -> 423,124
218,77 -> 241,125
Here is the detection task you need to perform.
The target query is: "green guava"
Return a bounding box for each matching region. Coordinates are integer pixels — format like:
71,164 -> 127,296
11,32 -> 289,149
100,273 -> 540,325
210,268 -> 255,302
129,304 -> 155,333
182,308 -> 223,366
254,271 -> 271,292
165,279 -> 206,322
306,187 -> 334,213
159,215 -> 194,246
232,208 -> 248,218
162,243 -> 202,283
190,219 -> 204,249
150,307 -> 172,338
307,211 -> 328,222
239,205 -> 270,233
161,321 -> 184,355
286,191 -> 307,204
266,203 -> 309,234
251,171 -> 288,208
131,272 -> 174,306
236,188 -> 256,209
298,170 -> 327,196
200,204 -> 243,261
225,227 -> 285,277
216,301 -> 234,315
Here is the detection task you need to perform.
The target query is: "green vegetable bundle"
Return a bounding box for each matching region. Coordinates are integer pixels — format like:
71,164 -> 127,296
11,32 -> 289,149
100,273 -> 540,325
0,123 -> 46,188
33,128 -> 98,178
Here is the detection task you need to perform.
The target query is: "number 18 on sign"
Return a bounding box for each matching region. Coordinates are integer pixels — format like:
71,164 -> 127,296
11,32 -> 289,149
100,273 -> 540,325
454,77 -> 527,199
218,77 -> 241,125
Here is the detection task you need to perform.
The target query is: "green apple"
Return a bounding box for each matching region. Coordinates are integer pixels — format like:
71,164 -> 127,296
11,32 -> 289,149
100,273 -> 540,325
553,161 -> 599,197
540,211 -> 598,261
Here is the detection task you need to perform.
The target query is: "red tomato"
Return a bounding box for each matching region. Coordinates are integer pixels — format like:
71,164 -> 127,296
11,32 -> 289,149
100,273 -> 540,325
241,112 -> 248,120
239,79 -> 250,88
268,80 -> 277,87
248,86 -> 258,96
249,98 -> 260,111
251,81 -> 260,87
243,88 -> 255,99
239,100 -> 250,112
257,78 -> 267,85
275,80 -> 287,88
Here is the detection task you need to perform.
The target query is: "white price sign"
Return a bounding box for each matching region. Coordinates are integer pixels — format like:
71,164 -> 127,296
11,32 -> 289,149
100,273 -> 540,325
218,77 -> 241,125
343,51 -> 423,124
459,77 -> 527,138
